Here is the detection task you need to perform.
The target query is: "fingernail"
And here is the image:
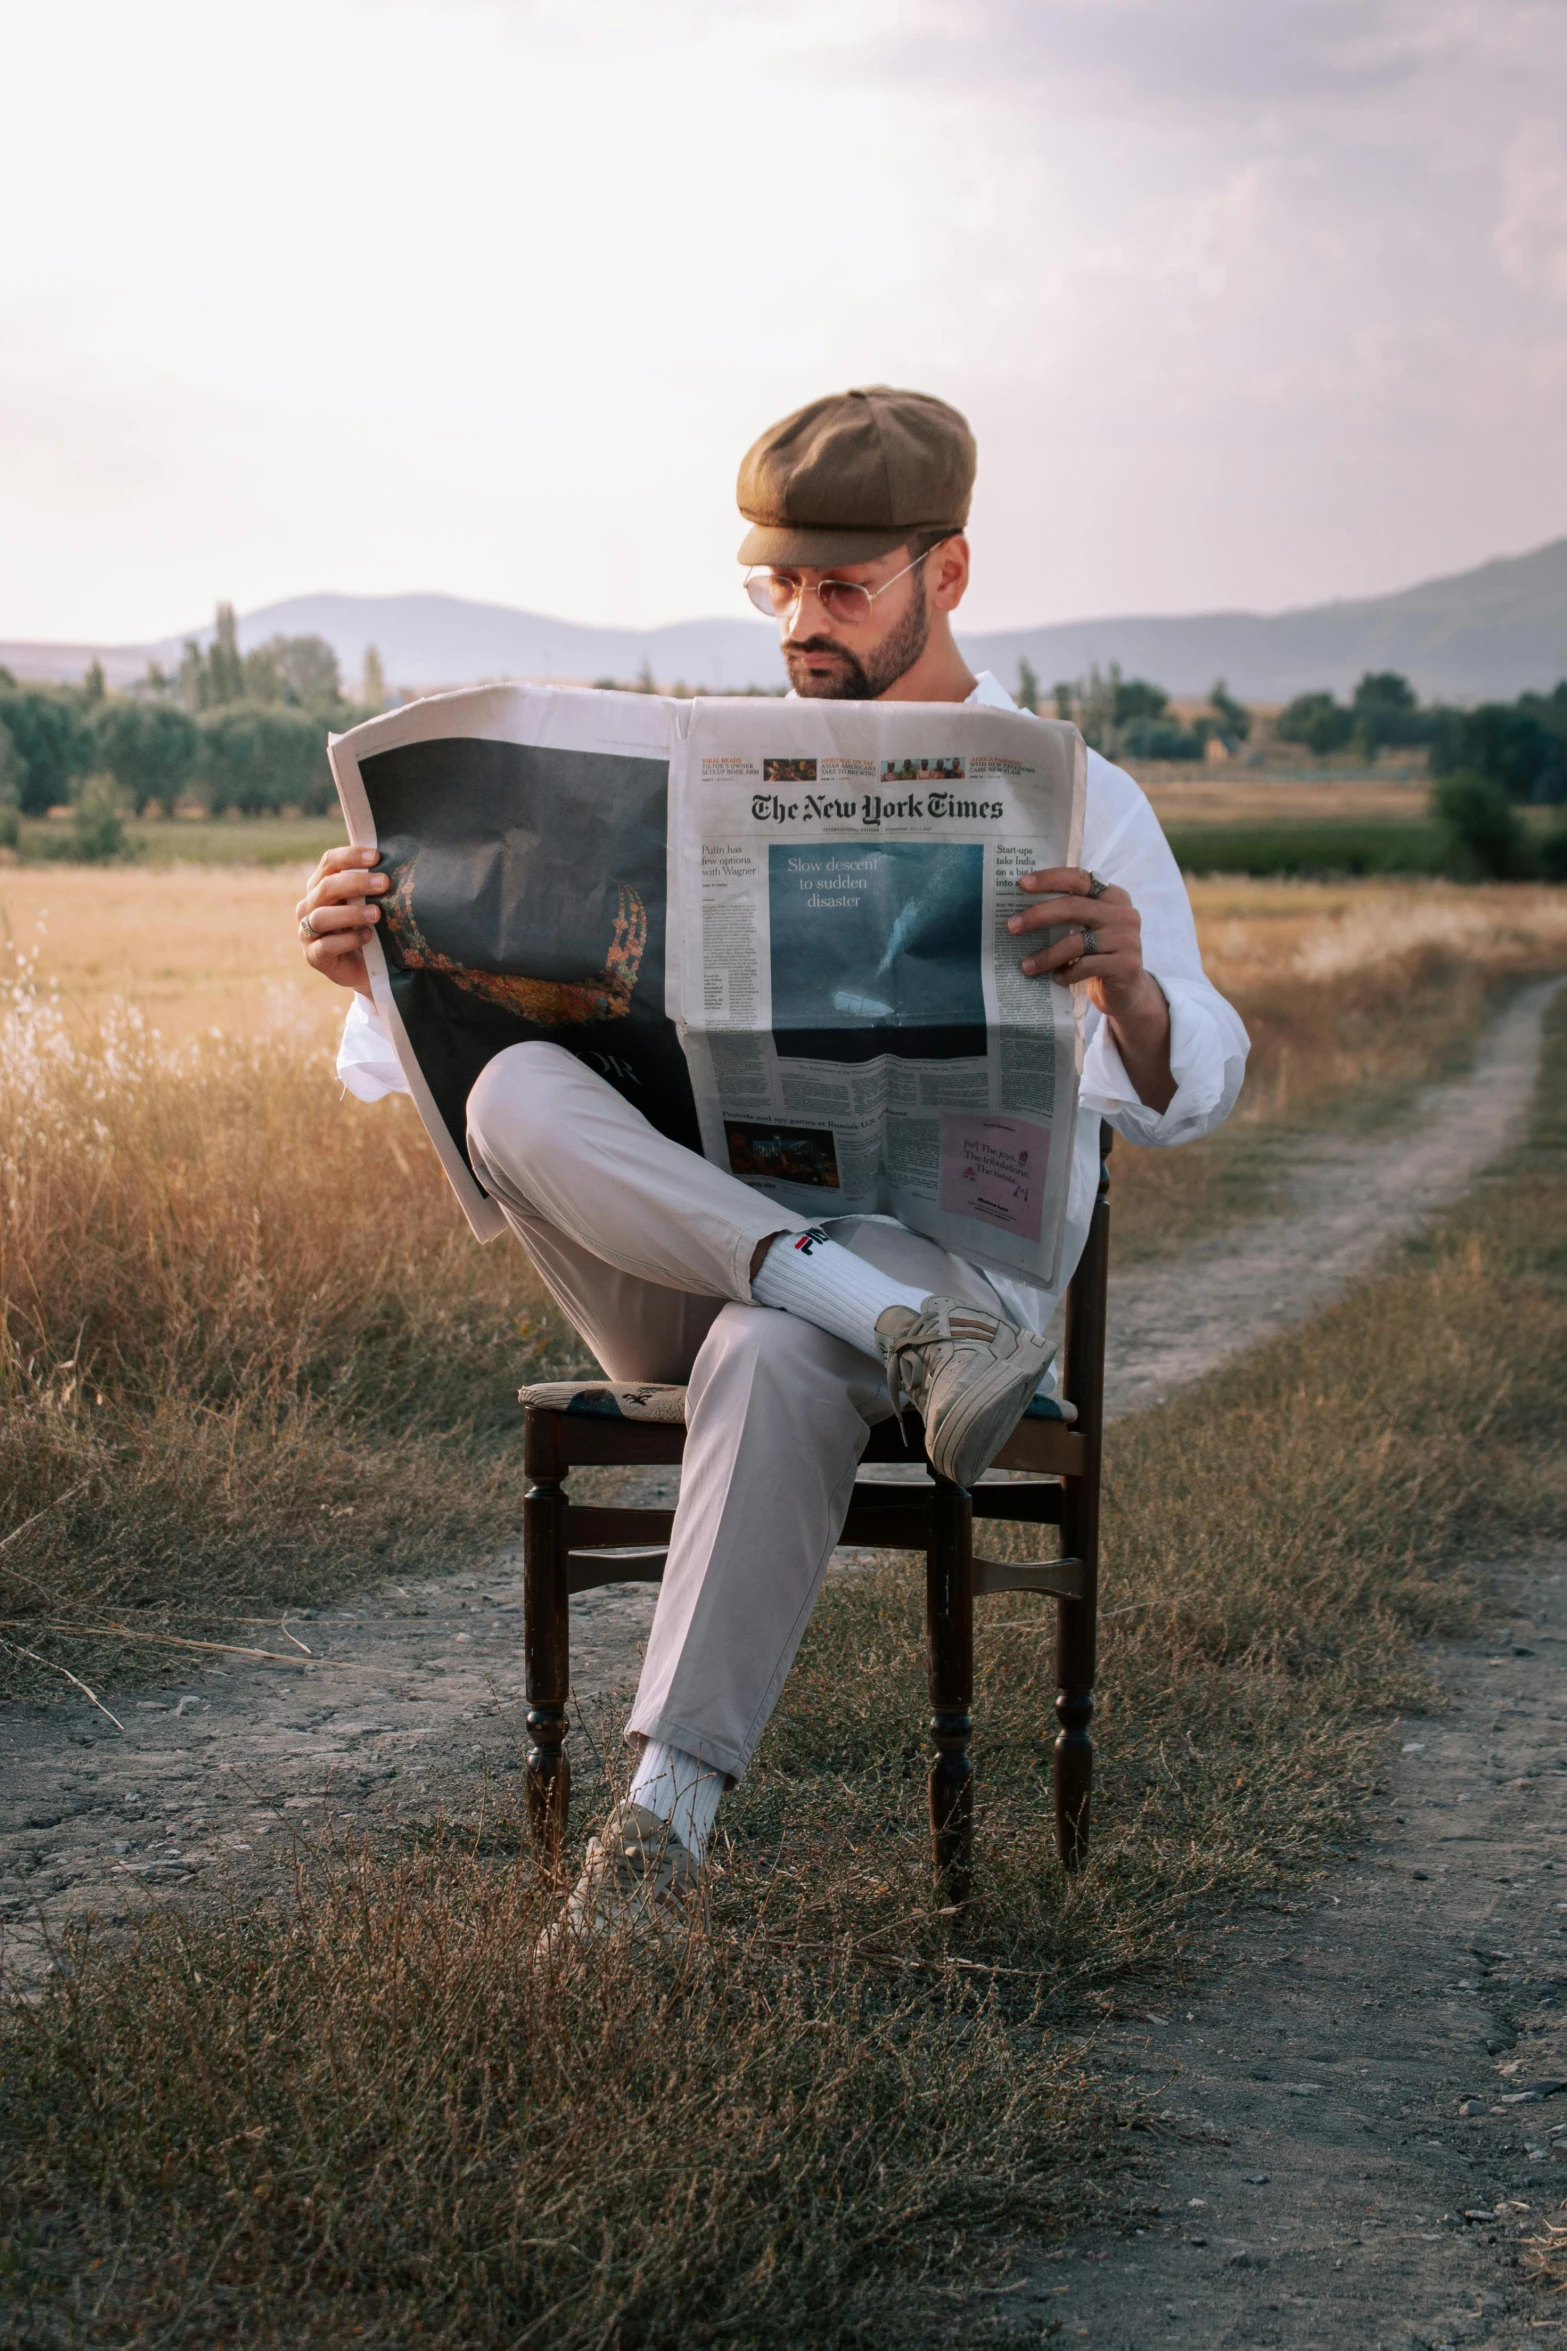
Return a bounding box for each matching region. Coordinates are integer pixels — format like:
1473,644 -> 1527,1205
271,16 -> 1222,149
1007,916 -> 1021,932
371,874 -> 388,888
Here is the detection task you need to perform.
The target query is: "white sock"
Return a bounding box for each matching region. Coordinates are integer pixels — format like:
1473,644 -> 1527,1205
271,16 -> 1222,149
628,1739 -> 725,1868
750,1227 -> 930,1360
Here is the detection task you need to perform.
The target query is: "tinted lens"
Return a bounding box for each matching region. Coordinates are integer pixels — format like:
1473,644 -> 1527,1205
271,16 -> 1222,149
816,579 -> 873,623
744,573 -> 792,617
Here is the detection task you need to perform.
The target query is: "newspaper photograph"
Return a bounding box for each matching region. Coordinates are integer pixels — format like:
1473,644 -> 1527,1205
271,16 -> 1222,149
328,684 -> 1084,1283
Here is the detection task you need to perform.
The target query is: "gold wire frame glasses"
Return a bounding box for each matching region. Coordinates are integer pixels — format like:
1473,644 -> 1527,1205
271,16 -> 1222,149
742,543 -> 949,627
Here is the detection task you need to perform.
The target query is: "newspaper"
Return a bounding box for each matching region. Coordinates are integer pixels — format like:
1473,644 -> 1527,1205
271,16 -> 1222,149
328,684 -> 1085,1285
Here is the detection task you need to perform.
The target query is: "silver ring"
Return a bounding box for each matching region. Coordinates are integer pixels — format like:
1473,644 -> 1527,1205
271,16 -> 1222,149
299,913 -> 320,942
1085,871 -> 1109,898
1079,926 -> 1099,958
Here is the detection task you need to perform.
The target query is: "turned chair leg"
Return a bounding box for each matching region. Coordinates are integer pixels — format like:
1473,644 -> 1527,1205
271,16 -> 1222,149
926,1474 -> 975,1906
522,1411 -> 571,1863
1052,1633 -> 1094,1870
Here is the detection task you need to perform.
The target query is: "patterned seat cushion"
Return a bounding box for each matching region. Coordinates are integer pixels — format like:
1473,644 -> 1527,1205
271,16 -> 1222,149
518,1379 -> 1077,1427
518,1380 -> 689,1424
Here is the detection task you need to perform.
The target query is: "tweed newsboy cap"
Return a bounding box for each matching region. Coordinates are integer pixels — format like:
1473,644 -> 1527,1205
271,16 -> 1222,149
736,385 -> 976,568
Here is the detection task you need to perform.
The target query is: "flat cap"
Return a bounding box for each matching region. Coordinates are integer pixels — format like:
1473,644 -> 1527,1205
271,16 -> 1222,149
737,385 -> 976,568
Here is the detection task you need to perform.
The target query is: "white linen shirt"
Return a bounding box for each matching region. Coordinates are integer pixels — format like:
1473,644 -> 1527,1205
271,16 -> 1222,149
335,672 -> 1249,1346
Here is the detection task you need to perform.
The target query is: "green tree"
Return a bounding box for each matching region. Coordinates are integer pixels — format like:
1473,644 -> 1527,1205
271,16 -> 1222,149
1276,690 -> 1354,757
1070,662 -> 1122,754
70,773 -> 129,862
0,719 -> 19,849
92,699 -> 199,815
197,703 -> 334,816
1121,716 -> 1203,761
0,687 -> 95,815
1111,675 -> 1169,726
1050,680 -> 1074,722
361,645 -> 387,711
202,603 -> 247,707
1430,770 -> 1536,879
243,633 -> 341,709
1015,657 -> 1040,714
1349,670 -> 1422,754
1428,701 -> 1566,804
636,658 -> 656,695
82,658 -> 107,706
1206,678 -> 1252,744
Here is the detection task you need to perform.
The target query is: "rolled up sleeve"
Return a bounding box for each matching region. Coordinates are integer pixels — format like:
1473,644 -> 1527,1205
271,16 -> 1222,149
336,992 -> 411,1103
1075,750 -> 1249,1148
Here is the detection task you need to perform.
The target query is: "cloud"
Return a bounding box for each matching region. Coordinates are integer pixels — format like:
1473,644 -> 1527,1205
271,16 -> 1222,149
1496,117 -> 1567,299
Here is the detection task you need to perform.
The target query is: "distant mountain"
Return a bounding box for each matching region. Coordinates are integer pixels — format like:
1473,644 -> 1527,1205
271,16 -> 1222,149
5,537 -> 1566,703
964,536 -> 1567,705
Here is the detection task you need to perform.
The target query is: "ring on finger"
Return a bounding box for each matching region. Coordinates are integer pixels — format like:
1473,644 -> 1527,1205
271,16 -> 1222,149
1079,926 -> 1099,958
1085,871 -> 1109,899
299,912 -> 320,942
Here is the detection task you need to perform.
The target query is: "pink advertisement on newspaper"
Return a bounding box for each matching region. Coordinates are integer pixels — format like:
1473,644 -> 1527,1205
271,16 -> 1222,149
937,1113 -> 1051,1245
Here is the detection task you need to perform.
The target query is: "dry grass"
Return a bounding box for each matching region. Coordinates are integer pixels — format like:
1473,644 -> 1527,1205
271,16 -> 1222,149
1111,879 -> 1567,1256
0,995 -> 1563,2347
1138,774 -> 1429,824
0,861 -> 338,1040
2,870 -> 1564,1667
0,953 -> 586,1688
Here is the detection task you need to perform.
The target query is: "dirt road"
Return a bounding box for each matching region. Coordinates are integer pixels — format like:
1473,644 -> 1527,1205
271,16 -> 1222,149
1000,1556 -> 1567,2350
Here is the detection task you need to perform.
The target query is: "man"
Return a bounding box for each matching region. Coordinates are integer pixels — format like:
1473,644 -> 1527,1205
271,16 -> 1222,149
297,385 -> 1249,1945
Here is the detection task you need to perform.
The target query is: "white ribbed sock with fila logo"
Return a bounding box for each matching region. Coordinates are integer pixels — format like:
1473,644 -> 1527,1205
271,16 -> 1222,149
749,1226 -> 931,1361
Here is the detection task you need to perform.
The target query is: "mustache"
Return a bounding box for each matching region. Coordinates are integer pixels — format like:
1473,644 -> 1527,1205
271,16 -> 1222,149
782,634 -> 856,658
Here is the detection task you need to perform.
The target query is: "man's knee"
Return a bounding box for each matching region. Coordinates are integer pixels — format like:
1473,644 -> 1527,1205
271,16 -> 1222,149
466,1042 -> 582,1186
689,1300 -> 883,1436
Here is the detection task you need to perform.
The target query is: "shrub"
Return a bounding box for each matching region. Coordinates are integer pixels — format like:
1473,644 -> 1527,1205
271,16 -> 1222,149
1429,769 -> 1536,881
197,701 -> 334,815
91,698 -> 199,815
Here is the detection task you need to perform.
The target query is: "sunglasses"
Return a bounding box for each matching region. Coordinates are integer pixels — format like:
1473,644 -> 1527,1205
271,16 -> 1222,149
742,543 -> 950,628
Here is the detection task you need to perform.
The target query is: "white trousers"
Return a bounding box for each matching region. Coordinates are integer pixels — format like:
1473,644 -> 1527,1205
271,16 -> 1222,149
465,1043 -> 1009,1781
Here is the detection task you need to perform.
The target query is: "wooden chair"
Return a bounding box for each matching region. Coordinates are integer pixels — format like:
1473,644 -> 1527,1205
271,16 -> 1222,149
520,1127 -> 1112,1901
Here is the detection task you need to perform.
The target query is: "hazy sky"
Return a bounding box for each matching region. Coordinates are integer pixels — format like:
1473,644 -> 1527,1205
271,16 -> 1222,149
3,0 -> 1565,640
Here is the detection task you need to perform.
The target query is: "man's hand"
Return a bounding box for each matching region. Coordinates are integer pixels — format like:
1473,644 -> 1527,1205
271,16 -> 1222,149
296,845 -> 389,999
1008,865 -> 1176,1113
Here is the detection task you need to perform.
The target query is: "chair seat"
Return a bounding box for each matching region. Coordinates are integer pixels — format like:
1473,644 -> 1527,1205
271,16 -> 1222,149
519,1377 -> 1077,1427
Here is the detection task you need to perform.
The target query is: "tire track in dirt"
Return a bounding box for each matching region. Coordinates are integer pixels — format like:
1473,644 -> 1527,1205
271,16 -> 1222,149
1104,973 -> 1566,1418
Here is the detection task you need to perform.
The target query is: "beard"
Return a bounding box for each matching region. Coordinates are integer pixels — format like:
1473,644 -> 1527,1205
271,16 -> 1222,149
783,574 -> 931,700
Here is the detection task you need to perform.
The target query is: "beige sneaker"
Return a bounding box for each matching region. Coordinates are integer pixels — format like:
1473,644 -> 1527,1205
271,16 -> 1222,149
532,1800 -> 703,1960
875,1295 -> 1052,1488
